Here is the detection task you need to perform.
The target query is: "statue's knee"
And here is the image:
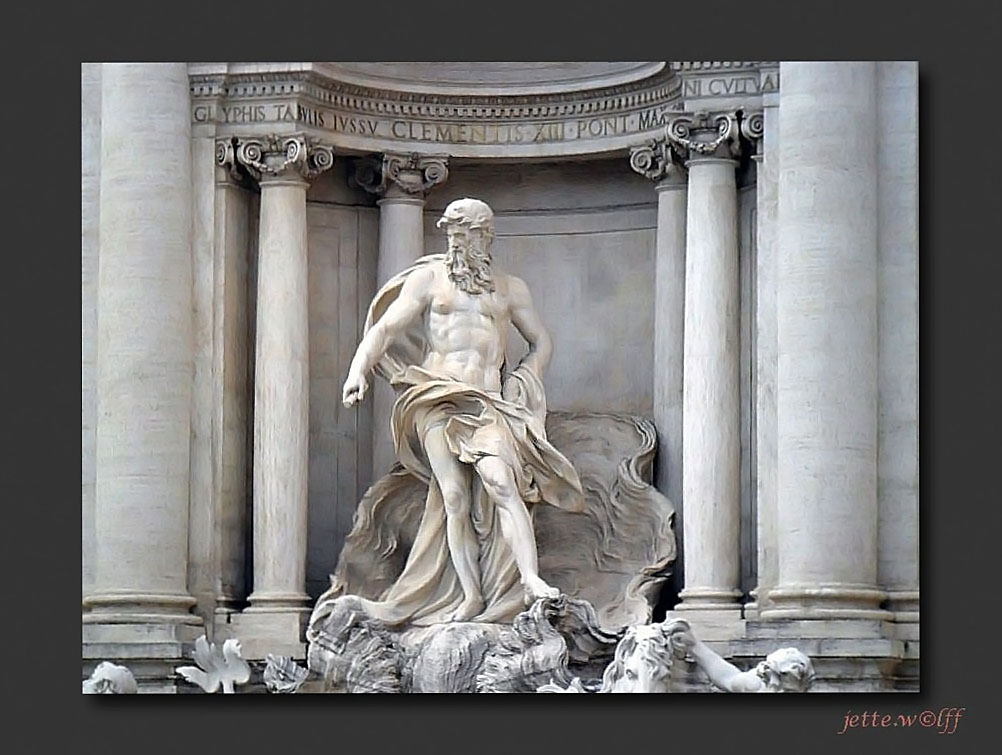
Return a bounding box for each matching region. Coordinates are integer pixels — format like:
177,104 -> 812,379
478,463 -> 515,501
441,488 -> 469,516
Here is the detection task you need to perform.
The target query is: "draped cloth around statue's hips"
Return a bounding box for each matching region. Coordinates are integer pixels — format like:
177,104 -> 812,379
322,255 -> 585,628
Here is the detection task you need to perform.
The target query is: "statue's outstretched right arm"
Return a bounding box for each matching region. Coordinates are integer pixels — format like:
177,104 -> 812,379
686,637 -> 761,693
343,266 -> 433,407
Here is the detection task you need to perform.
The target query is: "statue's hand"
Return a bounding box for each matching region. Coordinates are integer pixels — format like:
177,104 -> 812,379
342,372 -> 368,407
674,623 -> 697,652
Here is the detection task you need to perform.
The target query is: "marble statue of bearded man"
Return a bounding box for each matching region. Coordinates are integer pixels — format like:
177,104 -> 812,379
333,197 -> 585,627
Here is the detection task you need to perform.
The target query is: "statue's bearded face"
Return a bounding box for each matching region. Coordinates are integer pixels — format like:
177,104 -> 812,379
444,224 -> 495,295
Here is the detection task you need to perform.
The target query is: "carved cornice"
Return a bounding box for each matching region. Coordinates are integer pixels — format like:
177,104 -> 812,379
190,67 -> 681,123
232,134 -> 334,183
629,139 -> 685,184
190,65 -> 771,159
669,61 -> 774,72
666,110 -> 741,161
352,152 -> 449,197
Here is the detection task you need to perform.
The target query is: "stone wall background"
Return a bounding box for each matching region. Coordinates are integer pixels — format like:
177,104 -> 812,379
305,162 -> 378,599
303,158 -> 660,598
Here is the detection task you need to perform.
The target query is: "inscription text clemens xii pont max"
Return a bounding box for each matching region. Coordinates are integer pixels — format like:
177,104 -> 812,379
192,74 -> 777,147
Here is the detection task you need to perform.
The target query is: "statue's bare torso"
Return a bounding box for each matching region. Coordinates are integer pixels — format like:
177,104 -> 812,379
422,262 -> 509,392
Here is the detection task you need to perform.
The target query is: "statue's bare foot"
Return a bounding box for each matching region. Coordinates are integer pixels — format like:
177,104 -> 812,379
447,596 -> 485,623
523,576 -> 561,603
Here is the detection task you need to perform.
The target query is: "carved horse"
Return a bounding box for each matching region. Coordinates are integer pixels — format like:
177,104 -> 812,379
598,620 -> 689,693
538,618 -> 690,693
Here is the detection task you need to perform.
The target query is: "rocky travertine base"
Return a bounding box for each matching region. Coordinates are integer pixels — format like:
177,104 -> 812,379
317,411 -> 677,636
305,595 -> 619,693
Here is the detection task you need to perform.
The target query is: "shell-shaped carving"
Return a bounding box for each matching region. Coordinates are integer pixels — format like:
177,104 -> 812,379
263,654 -> 309,693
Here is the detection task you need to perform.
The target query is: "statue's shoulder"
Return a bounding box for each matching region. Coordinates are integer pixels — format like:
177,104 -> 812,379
499,272 -> 531,300
397,257 -> 444,288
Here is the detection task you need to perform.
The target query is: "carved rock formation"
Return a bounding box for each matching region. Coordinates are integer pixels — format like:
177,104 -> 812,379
318,411 -> 676,635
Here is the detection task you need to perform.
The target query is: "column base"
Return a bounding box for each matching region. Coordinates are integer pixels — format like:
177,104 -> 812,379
760,582 -> 893,620
82,591 -> 201,625
742,587 -> 762,620
82,620 -> 205,692
667,605 -> 745,642
222,607 -> 310,660
246,590 -> 311,612
884,591 -> 920,691
675,587 -> 743,611
884,588 -> 920,622
730,618 -> 907,692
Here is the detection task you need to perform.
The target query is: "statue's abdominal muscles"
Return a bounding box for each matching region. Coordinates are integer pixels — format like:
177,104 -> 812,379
424,292 -> 507,393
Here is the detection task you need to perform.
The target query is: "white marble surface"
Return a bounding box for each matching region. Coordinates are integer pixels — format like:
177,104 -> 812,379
177,636 -> 251,693
752,95 -> 780,614
212,173 -> 252,613
305,200 -> 378,599
372,193 -> 427,478
652,178 -> 687,535
678,155 -> 742,610
86,63 -> 198,622
770,62 -> 886,619
876,62 -> 920,617
248,172 -> 312,611
187,134 -> 217,628
81,62 -> 100,601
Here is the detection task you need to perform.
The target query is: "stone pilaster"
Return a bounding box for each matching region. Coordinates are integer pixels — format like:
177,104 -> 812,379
764,62 -> 890,622
876,62 -> 919,630
230,134 -> 334,658
629,140 -> 687,584
668,111 -> 744,625
736,106 -> 775,620
353,152 -> 448,478
83,63 -> 201,688
81,63 -> 101,603
211,140 -> 253,617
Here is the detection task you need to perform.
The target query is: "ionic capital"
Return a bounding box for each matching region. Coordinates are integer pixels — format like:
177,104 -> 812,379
739,109 -> 764,161
232,134 -> 334,185
629,138 -> 686,186
352,152 -> 449,199
214,137 -> 254,189
666,110 -> 742,163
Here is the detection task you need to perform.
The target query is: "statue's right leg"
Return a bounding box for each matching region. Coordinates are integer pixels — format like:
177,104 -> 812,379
423,424 -> 485,622
475,455 -> 561,603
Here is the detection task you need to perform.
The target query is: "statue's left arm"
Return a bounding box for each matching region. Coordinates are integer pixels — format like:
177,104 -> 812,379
507,276 -> 553,376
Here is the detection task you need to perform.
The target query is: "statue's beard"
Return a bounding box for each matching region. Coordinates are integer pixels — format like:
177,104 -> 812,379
446,242 -> 495,295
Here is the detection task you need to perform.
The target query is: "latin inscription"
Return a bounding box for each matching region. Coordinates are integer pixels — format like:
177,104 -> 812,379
192,72 -> 775,145
682,72 -> 779,99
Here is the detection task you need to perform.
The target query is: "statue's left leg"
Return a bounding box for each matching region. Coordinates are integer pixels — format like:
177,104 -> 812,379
475,456 -> 560,602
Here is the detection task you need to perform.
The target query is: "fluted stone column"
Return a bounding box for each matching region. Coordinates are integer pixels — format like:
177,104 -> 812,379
354,153 -> 448,478
83,64 -> 200,641
669,112 -> 743,616
232,135 -> 334,655
629,140 -> 687,553
764,62 -> 889,621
